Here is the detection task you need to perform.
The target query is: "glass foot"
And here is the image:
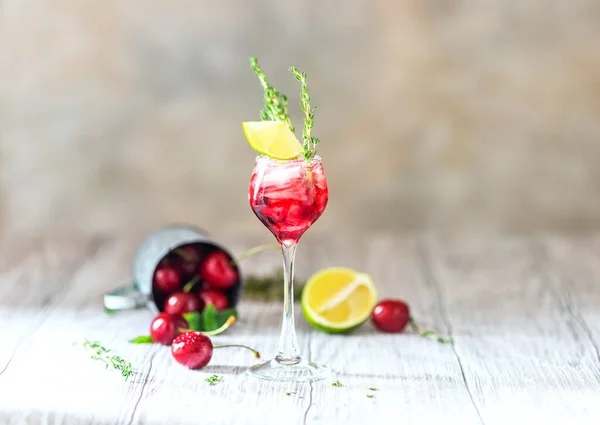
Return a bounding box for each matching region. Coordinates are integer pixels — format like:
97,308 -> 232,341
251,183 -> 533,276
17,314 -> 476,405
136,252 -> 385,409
247,356 -> 330,382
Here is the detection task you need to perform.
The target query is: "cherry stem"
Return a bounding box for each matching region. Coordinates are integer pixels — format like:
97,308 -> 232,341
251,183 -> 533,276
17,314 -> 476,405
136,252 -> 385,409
202,315 -> 236,336
183,275 -> 200,293
173,248 -> 194,262
409,317 -> 454,344
213,344 -> 261,359
230,243 -> 280,266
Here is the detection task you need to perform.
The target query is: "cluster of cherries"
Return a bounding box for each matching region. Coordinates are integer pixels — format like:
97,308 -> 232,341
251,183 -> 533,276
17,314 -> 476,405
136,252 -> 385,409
148,244 -> 258,369
153,244 -> 239,315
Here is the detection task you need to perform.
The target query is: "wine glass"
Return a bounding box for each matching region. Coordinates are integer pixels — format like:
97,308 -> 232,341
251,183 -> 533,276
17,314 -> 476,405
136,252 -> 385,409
247,155 -> 329,381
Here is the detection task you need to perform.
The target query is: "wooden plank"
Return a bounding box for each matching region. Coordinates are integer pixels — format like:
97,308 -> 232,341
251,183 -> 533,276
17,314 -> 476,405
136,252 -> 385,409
0,236 -> 105,379
425,236 -> 600,425
0,236 -> 154,424
543,236 -> 600,369
2,234 -> 600,424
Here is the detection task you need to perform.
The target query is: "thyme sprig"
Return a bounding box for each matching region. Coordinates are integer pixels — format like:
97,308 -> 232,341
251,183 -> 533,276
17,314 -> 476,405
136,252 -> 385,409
332,379 -> 343,387
249,57 -> 294,132
248,57 -> 322,161
82,340 -> 133,381
289,67 -> 320,161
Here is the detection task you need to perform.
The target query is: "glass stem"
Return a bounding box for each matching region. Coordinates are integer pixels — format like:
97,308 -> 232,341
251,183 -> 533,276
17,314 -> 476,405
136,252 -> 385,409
276,240 -> 301,364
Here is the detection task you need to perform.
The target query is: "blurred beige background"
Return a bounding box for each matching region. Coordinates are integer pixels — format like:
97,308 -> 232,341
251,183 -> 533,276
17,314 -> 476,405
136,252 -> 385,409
1,0 -> 599,240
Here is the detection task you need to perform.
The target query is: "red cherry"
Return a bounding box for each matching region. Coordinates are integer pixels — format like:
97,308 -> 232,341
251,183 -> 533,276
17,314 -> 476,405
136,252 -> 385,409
199,251 -> 238,290
171,331 -> 214,369
170,331 -> 261,369
197,289 -> 229,310
178,245 -> 202,262
164,292 -> 204,315
153,266 -> 182,293
371,299 -> 410,333
150,313 -> 188,345
172,245 -> 203,277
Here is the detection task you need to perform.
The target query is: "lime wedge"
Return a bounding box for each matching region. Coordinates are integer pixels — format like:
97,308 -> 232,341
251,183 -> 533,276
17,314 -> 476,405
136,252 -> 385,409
301,267 -> 378,334
242,121 -> 303,160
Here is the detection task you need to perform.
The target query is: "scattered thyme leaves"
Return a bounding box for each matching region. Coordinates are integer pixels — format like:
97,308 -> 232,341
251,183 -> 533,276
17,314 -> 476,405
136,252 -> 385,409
409,317 -> 454,344
205,375 -> 222,386
82,340 -> 133,381
243,268 -> 305,302
332,380 -> 343,388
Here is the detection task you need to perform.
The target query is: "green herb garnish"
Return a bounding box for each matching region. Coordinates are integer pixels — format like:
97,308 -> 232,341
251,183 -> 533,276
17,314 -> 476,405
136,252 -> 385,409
249,57 -> 294,132
285,391 -> 295,396
368,387 -> 378,391
249,57 -> 321,161
83,340 -> 133,381
332,380 -> 343,387
289,67 -> 320,161
205,375 -> 222,386
366,394 -> 374,399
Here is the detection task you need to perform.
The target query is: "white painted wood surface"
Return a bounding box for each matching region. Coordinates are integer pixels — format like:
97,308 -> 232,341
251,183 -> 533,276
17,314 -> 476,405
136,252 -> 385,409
1,234 -> 600,425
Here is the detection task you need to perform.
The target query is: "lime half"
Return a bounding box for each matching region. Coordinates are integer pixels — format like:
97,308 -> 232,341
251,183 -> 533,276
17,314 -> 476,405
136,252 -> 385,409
301,267 -> 378,334
242,121 -> 303,160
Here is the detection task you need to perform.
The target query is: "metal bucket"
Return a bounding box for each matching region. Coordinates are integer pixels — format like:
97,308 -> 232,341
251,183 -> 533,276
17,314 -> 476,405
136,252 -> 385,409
104,224 -> 242,313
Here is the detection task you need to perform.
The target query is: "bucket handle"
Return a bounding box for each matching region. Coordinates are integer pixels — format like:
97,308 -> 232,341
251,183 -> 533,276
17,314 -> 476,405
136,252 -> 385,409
104,282 -> 150,311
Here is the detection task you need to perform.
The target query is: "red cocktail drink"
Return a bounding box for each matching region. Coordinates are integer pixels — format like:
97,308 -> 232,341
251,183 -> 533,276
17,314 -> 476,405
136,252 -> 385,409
249,156 -> 328,244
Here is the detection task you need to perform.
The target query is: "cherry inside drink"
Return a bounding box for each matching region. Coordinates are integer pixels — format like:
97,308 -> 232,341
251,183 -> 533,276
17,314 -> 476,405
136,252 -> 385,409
249,156 -> 328,244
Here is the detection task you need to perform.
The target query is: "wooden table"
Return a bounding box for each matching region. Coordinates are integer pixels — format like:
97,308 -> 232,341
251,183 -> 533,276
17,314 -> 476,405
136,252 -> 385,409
1,234 -> 600,424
